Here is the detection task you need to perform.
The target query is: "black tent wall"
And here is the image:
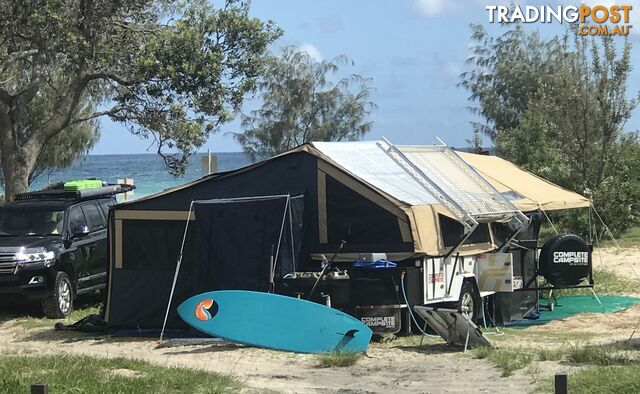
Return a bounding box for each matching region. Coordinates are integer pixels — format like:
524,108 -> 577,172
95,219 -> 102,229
193,196 -> 304,294
106,152 -> 414,329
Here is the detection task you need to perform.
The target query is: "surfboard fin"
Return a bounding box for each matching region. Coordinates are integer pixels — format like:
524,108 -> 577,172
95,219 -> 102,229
344,329 -> 359,338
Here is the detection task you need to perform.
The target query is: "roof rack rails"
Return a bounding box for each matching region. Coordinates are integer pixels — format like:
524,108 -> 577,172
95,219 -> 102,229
377,137 -> 529,259
13,184 -> 136,201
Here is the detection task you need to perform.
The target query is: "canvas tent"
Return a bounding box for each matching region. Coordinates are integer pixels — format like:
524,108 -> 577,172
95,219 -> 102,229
457,152 -> 590,212
105,140 -> 589,329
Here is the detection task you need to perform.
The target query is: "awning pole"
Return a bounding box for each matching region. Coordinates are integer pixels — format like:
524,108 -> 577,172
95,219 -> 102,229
591,204 -> 620,249
159,201 -> 194,342
538,203 -> 559,235
271,194 -> 290,291
288,200 -> 296,273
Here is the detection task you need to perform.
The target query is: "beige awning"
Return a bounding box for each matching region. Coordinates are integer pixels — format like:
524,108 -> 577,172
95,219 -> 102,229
457,152 -> 590,212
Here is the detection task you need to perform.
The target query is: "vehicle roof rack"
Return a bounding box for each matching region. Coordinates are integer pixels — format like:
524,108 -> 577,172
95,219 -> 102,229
13,183 -> 136,201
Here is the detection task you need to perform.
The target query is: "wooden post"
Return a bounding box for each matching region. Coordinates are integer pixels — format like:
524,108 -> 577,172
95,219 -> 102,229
117,178 -> 134,201
200,151 -> 217,175
554,373 -> 568,394
31,383 -> 48,394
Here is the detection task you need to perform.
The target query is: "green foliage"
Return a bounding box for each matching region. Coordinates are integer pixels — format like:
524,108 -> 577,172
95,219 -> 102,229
472,347 -> 534,377
565,344 -> 634,366
601,226 -> 640,248
536,347 -> 566,362
0,354 -> 239,393
466,130 -> 484,153
559,365 -> 640,394
551,268 -> 640,297
315,352 -> 362,368
9,303 -> 100,331
234,46 -> 376,160
461,25 -> 640,235
0,0 -> 281,199
473,342 -> 639,378
29,104 -> 100,185
460,25 -> 567,139
0,66 -> 100,188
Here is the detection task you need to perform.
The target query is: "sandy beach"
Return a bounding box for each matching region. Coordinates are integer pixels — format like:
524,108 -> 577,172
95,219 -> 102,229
0,246 -> 638,393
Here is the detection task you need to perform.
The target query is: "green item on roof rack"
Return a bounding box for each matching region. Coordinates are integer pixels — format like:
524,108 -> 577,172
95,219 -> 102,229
64,179 -> 103,191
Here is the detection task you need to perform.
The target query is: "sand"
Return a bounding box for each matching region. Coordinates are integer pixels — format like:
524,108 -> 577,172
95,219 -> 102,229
0,245 -> 638,393
0,321 -> 534,393
592,246 -> 640,280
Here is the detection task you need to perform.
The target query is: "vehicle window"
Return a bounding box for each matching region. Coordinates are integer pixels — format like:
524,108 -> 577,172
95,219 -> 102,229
0,206 -> 65,236
82,204 -> 106,232
99,199 -> 116,219
68,207 -> 87,232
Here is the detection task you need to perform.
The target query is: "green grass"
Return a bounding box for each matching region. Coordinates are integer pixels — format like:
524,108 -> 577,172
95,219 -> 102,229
568,365 -> 640,394
0,291 -> 105,331
600,226 -> 640,248
546,268 -> 640,297
536,347 -> 566,361
591,269 -> 640,295
565,344 -> 635,366
0,354 -> 239,393
475,342 -> 640,378
539,365 -> 640,394
11,304 -> 101,330
472,347 -> 534,377
315,352 -> 362,368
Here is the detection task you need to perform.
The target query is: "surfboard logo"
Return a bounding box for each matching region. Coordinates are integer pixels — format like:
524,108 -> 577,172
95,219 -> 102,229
194,298 -> 218,321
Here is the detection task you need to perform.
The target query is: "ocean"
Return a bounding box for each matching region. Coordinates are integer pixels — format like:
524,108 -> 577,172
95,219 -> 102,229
25,152 -> 254,200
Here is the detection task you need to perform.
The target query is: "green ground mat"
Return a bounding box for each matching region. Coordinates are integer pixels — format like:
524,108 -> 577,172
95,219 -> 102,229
508,295 -> 640,327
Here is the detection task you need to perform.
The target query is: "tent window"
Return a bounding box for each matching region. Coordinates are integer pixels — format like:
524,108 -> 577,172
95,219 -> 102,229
439,215 -> 490,247
325,175 -> 404,246
121,219 -> 194,271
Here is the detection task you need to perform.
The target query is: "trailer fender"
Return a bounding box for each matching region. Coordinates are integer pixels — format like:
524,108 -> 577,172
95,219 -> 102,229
460,274 -> 481,297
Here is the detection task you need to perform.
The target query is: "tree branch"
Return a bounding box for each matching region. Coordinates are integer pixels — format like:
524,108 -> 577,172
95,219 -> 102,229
67,108 -> 121,127
0,48 -> 38,71
0,88 -> 12,106
28,77 -> 89,149
83,72 -> 137,86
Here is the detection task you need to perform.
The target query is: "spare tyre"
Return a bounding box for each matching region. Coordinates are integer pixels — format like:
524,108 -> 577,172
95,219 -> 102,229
539,234 -> 590,287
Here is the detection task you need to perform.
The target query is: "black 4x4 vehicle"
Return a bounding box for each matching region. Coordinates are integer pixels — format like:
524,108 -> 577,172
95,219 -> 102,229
0,182 -> 132,318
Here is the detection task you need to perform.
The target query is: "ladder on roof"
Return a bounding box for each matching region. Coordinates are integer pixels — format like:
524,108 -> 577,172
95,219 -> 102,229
376,138 -> 478,231
377,137 -> 527,234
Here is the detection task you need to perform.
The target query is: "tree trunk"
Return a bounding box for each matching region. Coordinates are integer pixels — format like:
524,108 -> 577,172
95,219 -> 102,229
1,141 -> 38,203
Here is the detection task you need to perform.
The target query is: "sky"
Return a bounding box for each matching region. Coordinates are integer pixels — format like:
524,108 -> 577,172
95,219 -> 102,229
91,0 -> 640,154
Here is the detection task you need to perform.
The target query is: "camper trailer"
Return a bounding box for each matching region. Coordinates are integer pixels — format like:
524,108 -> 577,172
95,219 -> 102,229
105,139 -> 592,335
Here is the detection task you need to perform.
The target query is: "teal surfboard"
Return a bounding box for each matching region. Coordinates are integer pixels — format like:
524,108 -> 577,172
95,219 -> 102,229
177,290 -> 372,354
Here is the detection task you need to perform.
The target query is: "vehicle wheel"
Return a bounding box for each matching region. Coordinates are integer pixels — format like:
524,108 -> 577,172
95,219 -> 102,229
42,272 -> 74,318
458,281 -> 481,322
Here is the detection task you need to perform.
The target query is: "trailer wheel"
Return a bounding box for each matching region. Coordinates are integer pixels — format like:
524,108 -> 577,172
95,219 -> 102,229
458,281 -> 480,322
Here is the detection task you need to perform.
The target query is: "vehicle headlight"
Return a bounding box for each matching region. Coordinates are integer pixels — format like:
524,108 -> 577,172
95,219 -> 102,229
15,251 -> 55,264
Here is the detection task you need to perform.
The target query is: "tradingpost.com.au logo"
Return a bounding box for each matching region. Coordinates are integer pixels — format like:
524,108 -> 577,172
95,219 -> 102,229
486,4 -> 633,36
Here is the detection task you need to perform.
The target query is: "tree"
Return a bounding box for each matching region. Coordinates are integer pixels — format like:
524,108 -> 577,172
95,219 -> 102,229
465,130 -> 484,154
234,46 -> 376,160
29,112 -> 100,185
460,24 -> 567,139
0,0 -> 281,201
461,25 -> 640,235
0,64 -> 101,186
0,96 -> 100,188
